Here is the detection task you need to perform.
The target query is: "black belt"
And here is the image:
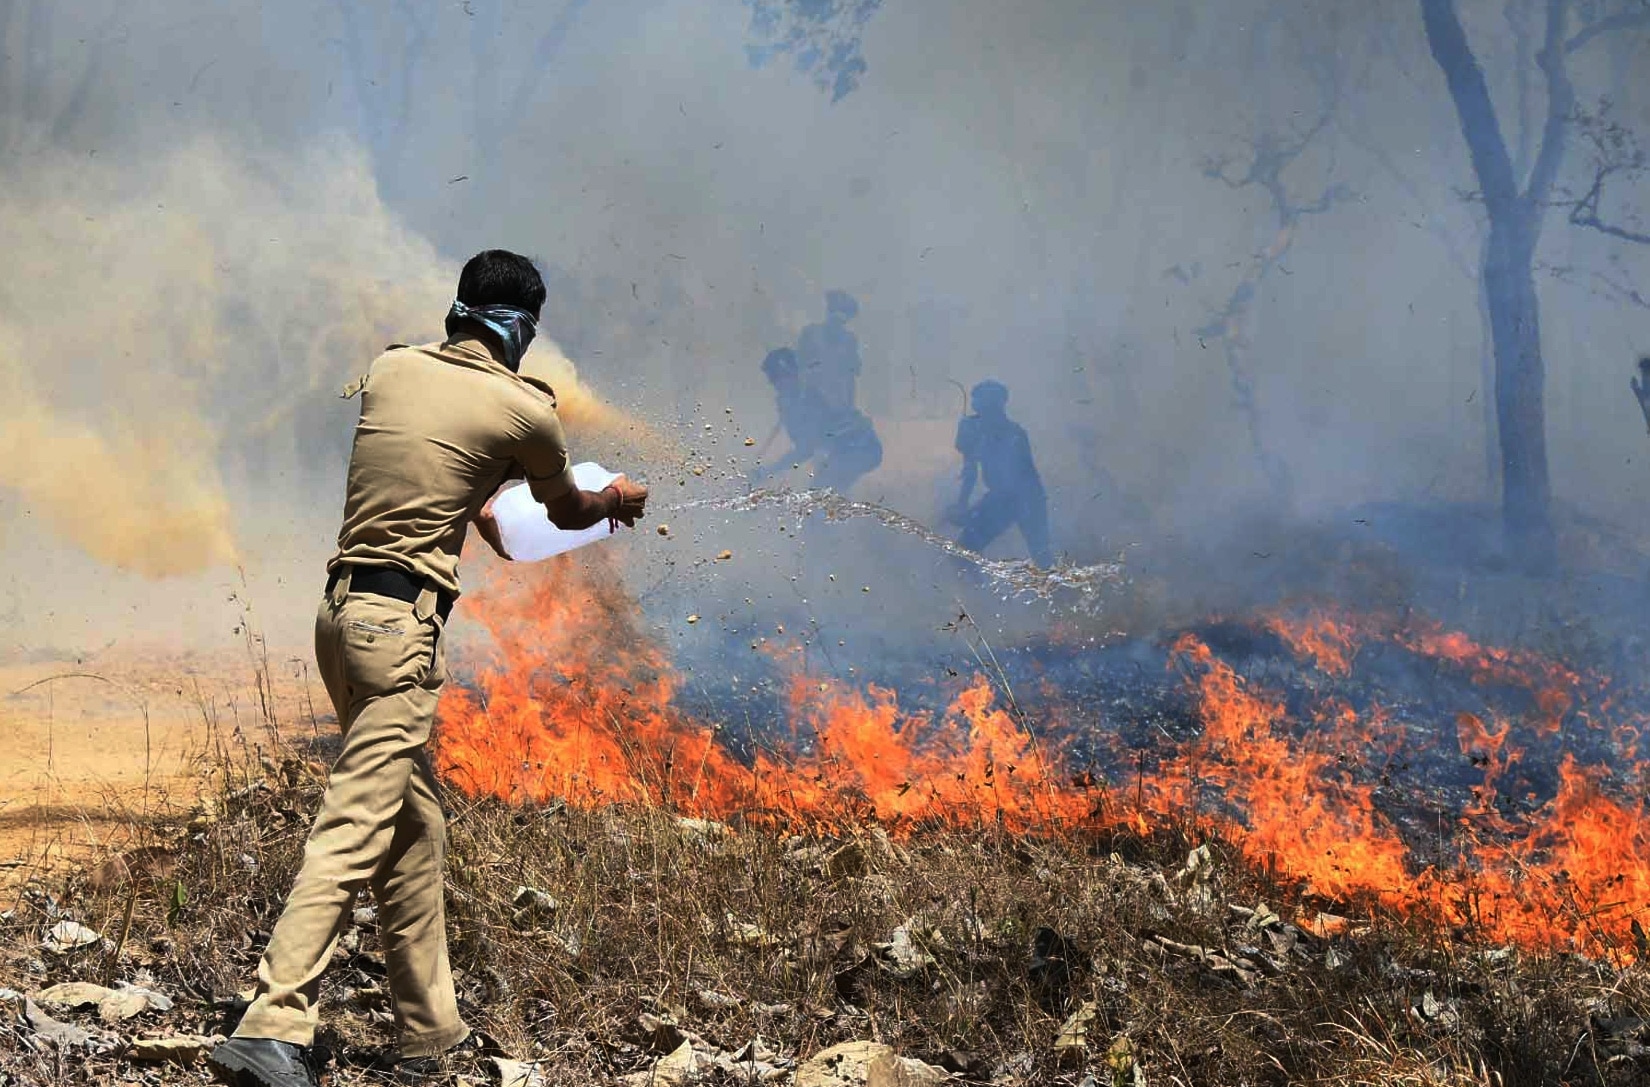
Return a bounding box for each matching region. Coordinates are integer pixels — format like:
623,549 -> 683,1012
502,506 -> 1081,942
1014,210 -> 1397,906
327,564 -> 453,622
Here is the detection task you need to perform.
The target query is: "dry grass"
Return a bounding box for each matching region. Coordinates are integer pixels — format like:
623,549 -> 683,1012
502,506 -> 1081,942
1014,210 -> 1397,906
2,723 -> 1649,1087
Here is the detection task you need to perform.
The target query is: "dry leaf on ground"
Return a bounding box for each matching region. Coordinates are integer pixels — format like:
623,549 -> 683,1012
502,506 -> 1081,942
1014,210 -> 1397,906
129,1034 -> 216,1063
30,982 -> 113,1009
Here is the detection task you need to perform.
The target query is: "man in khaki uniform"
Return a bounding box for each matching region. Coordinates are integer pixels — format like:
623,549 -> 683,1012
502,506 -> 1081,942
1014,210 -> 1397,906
211,251 -> 647,1087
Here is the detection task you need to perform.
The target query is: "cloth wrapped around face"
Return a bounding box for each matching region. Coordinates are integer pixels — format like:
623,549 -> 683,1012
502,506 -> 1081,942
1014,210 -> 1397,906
491,462 -> 621,561
446,298 -> 537,372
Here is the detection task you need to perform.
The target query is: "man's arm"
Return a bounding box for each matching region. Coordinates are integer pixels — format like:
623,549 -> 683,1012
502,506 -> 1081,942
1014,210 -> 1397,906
472,476 -> 648,561
753,396 -> 820,481
477,402 -> 649,557
473,497 -> 512,558
544,475 -> 648,530
518,399 -> 648,527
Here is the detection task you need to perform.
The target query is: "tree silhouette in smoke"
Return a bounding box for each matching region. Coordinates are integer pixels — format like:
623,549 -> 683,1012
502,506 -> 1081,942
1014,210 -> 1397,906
1419,0 -> 1650,571
1566,100 -> 1650,309
331,0 -> 589,206
1183,3 -> 1362,512
743,0 -> 883,102
1197,121 -> 1352,510
0,1 -> 112,157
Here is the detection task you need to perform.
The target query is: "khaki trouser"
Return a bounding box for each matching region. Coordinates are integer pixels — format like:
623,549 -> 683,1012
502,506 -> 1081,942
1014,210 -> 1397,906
233,571 -> 468,1058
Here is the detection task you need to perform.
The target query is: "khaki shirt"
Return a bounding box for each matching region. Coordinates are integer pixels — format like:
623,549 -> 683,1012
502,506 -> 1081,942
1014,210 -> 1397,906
329,336 -> 577,596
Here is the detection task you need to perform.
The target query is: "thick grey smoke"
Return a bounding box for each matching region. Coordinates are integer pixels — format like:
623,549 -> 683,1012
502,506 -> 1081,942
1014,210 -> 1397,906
1,0 -> 1647,655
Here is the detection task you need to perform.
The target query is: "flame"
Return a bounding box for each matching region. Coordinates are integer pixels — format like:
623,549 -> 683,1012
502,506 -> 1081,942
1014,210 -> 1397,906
1455,711 -> 1516,829
1158,611 -> 1648,957
436,567 -> 1650,960
1263,609 -> 1358,676
1398,625 -> 1579,733
435,555 -> 1091,833
433,551 -> 726,811
1148,633 -> 1415,903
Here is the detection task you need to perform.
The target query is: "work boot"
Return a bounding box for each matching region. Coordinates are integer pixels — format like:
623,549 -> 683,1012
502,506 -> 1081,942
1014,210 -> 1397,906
208,1037 -> 324,1087
393,1030 -> 489,1082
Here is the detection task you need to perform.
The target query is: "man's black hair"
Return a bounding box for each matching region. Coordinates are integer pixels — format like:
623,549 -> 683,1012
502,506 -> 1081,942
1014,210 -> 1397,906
971,379 -> 1009,411
825,289 -> 859,320
456,250 -> 546,317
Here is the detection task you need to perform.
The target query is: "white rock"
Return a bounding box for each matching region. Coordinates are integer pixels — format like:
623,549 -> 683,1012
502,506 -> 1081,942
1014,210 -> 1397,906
42,920 -> 103,953
492,1057 -> 548,1087
98,989 -> 151,1023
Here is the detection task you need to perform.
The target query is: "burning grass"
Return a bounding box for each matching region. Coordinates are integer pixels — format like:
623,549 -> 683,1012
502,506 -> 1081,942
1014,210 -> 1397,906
437,557 -> 1650,962
3,752 -> 1650,1086
5,556 -> 1650,1083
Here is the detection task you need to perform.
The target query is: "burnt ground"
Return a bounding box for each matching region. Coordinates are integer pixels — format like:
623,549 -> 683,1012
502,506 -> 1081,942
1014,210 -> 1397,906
659,497 -> 1650,873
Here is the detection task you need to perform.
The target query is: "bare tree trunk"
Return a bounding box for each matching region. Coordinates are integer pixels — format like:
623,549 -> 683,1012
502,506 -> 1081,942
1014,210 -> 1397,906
1476,238 -> 1500,496
334,3 -> 429,201
1484,219 -> 1554,565
1421,0 -> 1563,570
0,1 -> 17,155
20,0 -> 48,125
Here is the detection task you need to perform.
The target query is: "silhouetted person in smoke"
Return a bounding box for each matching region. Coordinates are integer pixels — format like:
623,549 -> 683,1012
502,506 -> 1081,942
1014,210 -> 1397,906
752,346 -> 882,494
797,289 -> 863,414
946,379 -> 1054,567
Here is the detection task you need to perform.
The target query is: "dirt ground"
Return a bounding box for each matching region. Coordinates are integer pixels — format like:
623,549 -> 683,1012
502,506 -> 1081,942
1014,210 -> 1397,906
0,644 -> 322,888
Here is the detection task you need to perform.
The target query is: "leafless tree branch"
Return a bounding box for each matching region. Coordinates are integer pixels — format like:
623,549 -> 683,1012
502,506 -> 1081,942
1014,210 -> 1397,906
506,0 -> 589,120
1594,269 -> 1650,309
1569,168 -> 1650,243
1565,3 -> 1650,52
1565,99 -> 1650,244
1523,0 -> 1575,211
1201,113 -> 1349,226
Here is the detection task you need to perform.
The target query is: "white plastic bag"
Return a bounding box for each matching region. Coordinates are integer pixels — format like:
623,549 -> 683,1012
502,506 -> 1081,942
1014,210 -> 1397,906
492,462 -> 621,561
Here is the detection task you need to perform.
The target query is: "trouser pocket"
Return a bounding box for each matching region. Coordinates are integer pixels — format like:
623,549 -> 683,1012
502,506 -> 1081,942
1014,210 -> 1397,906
335,595 -> 439,707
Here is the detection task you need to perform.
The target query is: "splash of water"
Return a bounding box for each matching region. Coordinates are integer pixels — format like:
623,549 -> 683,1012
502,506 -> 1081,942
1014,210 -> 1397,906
668,486 -> 1127,613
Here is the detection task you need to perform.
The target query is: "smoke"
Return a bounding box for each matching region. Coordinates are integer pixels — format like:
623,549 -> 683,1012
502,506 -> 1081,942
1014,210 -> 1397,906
0,394 -> 235,577
0,150 -> 240,575
0,134 -> 423,574
0,131 -> 640,586
522,348 -> 671,465
2,0 -> 1648,657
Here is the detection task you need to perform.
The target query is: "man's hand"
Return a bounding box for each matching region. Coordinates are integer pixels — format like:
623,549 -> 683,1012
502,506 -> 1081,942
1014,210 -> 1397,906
473,495 -> 513,560
603,475 -> 649,528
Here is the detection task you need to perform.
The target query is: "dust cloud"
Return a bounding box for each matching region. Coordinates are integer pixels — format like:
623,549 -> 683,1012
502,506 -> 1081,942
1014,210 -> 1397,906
0,398 -> 234,577
0,130 -> 634,650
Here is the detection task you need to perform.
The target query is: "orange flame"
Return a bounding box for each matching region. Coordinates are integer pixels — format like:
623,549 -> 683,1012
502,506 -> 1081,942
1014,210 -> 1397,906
1263,609 -> 1358,676
1148,634 -> 1415,904
435,567 -> 1650,960
435,555 -> 1092,833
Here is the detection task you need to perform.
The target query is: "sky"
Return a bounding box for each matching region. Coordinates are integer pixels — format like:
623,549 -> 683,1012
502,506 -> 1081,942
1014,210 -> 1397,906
0,0 -> 1646,655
